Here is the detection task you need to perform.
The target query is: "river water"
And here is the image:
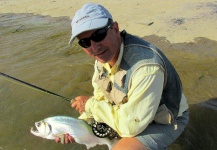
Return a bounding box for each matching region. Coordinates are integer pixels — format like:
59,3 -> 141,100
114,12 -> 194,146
0,13 -> 217,150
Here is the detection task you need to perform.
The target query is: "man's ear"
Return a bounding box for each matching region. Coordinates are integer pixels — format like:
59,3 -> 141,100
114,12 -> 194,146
112,22 -> 119,33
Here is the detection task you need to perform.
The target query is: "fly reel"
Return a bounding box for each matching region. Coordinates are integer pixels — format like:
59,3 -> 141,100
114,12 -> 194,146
92,120 -> 119,139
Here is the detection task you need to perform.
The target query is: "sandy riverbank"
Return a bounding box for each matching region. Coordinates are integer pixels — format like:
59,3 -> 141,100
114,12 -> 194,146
0,0 -> 217,43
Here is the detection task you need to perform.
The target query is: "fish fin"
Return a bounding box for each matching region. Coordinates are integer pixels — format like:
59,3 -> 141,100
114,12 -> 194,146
59,134 -> 65,144
86,145 -> 90,150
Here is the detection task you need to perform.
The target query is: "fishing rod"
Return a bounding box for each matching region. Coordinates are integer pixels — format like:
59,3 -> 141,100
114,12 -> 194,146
0,72 -> 72,102
0,72 -> 120,139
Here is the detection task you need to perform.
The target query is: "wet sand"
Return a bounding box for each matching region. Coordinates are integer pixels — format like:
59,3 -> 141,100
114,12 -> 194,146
1,0 -> 217,43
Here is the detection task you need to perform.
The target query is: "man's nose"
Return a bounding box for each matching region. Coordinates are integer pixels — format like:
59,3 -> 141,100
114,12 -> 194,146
90,40 -> 100,53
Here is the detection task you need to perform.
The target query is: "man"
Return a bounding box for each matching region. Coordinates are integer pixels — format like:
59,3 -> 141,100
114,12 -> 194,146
56,3 -> 189,150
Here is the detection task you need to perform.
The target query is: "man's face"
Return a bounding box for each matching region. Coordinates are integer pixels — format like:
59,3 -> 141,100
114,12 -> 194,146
77,22 -> 121,66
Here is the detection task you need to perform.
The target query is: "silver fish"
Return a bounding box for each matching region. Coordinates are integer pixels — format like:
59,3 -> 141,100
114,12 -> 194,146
30,116 -> 117,150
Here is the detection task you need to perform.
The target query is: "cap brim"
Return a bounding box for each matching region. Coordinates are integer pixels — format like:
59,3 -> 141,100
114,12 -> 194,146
69,18 -> 109,45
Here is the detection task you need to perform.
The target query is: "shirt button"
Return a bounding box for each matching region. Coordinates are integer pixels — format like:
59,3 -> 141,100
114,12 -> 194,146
135,119 -> 140,122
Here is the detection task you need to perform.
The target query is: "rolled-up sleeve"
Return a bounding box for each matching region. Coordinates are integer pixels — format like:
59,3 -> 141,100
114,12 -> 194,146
79,65 -> 164,137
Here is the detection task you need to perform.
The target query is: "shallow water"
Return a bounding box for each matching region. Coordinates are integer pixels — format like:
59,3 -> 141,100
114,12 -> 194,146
0,14 -> 217,150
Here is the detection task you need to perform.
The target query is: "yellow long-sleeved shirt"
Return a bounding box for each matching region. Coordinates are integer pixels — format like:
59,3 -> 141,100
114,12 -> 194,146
79,43 -> 188,137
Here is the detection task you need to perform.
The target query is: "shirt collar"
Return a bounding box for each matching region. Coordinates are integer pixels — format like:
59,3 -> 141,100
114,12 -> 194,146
103,42 -> 124,75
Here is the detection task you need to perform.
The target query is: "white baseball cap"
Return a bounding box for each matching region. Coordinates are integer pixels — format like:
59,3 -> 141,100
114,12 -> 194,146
69,3 -> 113,45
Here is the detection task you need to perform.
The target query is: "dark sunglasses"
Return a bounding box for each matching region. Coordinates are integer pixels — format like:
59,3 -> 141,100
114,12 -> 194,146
78,20 -> 113,48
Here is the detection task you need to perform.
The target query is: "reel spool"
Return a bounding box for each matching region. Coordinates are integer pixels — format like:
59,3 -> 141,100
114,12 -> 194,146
92,121 -> 111,138
92,120 -> 119,139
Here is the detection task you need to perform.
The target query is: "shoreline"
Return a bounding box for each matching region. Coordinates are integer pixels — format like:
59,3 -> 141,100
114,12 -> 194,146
0,0 -> 217,43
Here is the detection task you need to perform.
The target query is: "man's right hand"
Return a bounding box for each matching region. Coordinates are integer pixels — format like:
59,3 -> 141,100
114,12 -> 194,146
55,133 -> 75,144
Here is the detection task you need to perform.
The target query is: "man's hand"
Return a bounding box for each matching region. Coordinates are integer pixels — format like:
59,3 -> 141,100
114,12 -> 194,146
55,133 -> 75,144
71,96 -> 92,114
55,96 -> 91,144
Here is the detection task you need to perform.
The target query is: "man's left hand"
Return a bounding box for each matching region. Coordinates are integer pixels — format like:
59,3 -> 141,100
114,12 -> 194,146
71,96 -> 91,114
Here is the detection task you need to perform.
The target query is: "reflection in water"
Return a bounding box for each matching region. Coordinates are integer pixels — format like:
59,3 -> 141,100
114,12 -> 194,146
0,13 -> 217,150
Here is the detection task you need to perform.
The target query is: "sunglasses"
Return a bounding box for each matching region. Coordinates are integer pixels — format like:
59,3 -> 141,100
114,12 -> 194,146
78,20 -> 113,48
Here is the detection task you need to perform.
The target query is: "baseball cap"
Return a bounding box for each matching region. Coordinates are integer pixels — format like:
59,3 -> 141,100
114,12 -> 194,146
69,3 -> 113,45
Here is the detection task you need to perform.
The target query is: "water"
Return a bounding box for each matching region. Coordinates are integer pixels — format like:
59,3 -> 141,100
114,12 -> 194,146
0,13 -> 217,150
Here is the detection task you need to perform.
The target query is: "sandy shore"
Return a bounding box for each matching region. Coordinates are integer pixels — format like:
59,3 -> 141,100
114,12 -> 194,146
0,0 -> 217,43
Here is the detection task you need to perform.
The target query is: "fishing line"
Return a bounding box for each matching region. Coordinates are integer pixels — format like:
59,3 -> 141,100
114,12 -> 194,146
0,72 -> 71,102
